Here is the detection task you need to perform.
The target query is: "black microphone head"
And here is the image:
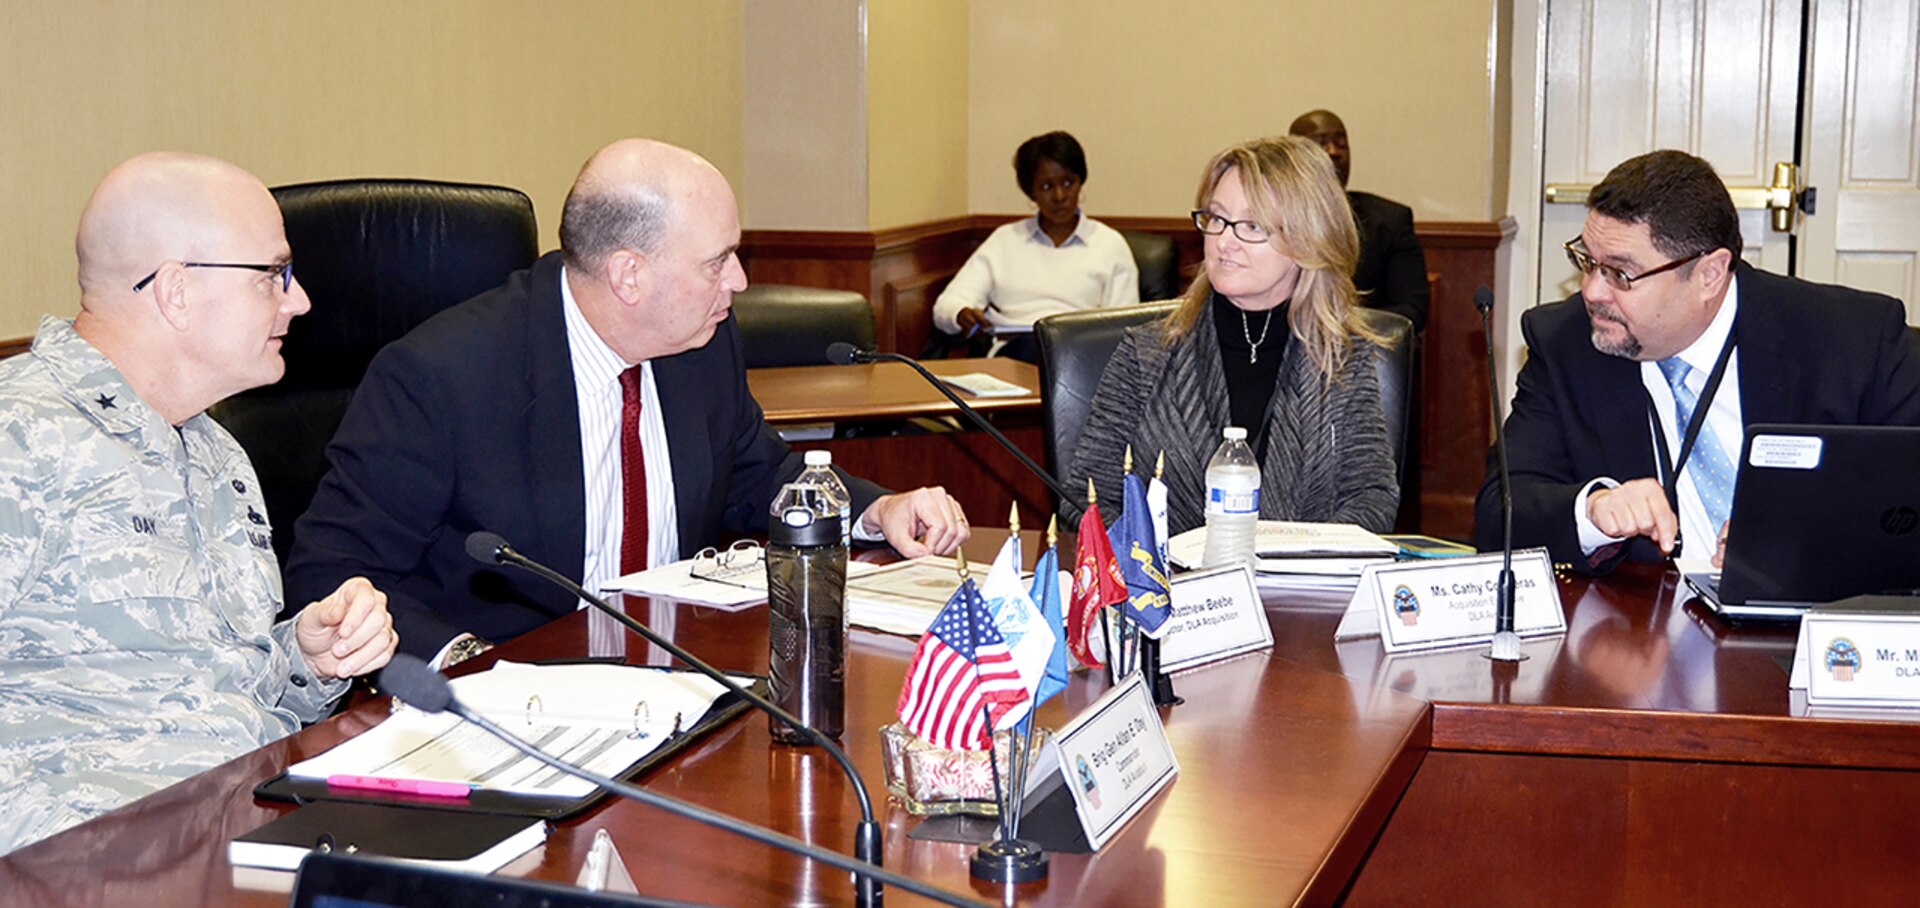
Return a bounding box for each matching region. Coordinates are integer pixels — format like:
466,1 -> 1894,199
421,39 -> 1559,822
1473,285 -> 1495,315
465,531 -> 510,565
825,342 -> 861,366
378,653 -> 454,713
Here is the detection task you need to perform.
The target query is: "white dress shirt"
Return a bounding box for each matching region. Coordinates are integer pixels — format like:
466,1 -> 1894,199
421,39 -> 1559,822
562,268 -> 680,592
1577,275 -> 1744,557
931,214 -> 1141,335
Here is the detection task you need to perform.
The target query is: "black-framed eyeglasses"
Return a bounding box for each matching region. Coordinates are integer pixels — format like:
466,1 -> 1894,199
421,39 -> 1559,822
1563,236 -> 1706,292
1191,210 -> 1272,244
131,261 -> 294,294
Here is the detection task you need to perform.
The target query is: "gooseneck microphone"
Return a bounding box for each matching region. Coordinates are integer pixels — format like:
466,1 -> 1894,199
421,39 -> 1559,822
824,342 -> 1084,520
1476,286 -> 1522,662
377,655 -> 983,908
464,532 -> 887,907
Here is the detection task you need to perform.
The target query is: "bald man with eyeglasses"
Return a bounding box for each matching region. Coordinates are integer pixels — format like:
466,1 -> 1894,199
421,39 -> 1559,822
1473,149 -> 1920,574
0,153 -> 397,853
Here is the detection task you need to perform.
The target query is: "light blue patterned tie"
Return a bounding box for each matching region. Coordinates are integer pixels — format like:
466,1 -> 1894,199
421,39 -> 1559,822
1657,357 -> 1734,532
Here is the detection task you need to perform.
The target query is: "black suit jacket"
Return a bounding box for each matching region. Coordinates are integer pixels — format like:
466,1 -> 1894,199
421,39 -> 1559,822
1473,264 -> 1920,572
285,252 -> 885,655
1350,191 -> 1430,333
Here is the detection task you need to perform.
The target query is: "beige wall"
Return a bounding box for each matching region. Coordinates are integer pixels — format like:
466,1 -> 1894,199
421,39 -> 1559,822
742,0 -> 868,230
967,0 -> 1500,223
0,0 -> 743,338
2,0 -> 1509,338
867,1 -> 972,228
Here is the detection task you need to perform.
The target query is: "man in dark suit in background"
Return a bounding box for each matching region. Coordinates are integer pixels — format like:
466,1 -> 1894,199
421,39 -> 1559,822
1473,149 -> 1920,573
1289,109 -> 1430,332
286,139 -> 970,664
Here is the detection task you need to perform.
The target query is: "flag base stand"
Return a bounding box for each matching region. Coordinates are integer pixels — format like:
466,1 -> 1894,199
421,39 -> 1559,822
970,837 -> 1050,884
1139,636 -> 1183,708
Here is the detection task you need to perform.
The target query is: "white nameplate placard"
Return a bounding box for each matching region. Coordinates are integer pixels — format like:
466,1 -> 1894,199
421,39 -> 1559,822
1332,549 -> 1566,653
1158,565 -> 1272,673
1043,674 -> 1178,851
1795,609 -> 1920,708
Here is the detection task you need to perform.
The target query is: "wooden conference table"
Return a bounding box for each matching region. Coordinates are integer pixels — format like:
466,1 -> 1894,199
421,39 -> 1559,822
0,531 -> 1428,907
746,358 -> 1052,524
7,546 -> 1917,906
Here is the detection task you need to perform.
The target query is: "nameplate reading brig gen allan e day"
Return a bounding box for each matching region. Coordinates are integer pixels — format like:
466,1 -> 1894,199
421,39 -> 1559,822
1333,549 -> 1567,653
1158,564 -> 1272,673
1796,609 -> 1920,708
1041,674 -> 1179,851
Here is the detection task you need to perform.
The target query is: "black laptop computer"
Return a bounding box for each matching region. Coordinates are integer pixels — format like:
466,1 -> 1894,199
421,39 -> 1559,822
1683,424 -> 1920,620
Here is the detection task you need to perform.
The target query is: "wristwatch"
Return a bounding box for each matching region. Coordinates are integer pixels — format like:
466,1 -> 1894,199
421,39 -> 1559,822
443,635 -> 495,668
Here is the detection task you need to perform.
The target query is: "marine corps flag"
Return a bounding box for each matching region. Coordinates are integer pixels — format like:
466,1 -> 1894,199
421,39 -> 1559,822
1068,482 -> 1127,668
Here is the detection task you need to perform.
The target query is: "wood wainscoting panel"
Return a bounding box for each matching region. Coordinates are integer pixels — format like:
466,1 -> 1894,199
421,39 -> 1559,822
1346,748 -> 1920,906
739,214 -> 1508,540
1412,219 -> 1509,541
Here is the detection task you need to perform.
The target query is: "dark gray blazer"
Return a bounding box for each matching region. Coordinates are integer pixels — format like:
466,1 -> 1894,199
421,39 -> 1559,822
1067,304 -> 1399,534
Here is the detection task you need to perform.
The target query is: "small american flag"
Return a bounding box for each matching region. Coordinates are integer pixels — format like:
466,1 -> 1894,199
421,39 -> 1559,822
896,578 -> 1031,751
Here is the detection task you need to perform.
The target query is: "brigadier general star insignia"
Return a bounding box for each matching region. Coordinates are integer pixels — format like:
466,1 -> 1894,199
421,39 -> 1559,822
95,393 -> 116,409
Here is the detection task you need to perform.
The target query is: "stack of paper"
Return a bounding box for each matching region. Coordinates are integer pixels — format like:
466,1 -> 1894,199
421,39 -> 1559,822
1168,521 -> 1397,583
939,372 -> 1030,398
845,555 -> 974,636
605,555 -> 884,609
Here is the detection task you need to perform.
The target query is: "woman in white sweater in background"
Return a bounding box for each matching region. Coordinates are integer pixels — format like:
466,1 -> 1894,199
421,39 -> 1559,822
932,130 -> 1139,363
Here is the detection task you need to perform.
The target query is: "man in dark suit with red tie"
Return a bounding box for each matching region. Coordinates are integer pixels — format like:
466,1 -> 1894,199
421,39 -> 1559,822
286,139 -> 970,663
1473,149 -> 1920,573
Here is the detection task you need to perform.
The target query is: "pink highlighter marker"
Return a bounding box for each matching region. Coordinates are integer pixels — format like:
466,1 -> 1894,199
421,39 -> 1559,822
326,774 -> 473,799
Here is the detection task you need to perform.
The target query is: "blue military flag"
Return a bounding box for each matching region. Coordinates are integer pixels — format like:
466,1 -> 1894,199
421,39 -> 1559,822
1027,544 -> 1071,707
1116,471 -> 1173,635
979,536 -> 1056,728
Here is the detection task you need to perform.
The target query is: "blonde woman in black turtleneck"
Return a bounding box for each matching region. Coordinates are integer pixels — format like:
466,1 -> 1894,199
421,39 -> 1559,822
1067,135 -> 1398,534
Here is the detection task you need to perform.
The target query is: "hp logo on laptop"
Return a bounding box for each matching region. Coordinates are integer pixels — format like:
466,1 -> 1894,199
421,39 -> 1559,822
1882,505 -> 1919,537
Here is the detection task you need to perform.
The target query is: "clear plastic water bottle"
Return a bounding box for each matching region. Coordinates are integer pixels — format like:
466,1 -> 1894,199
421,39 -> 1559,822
797,450 -> 852,551
766,481 -> 847,743
1202,426 -> 1261,568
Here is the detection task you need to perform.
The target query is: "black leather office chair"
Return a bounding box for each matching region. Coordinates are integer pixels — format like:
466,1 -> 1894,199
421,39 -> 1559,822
1034,303 -> 1416,485
209,179 -> 539,567
1034,303 -> 1180,483
731,284 -> 876,367
1118,229 -> 1181,302
1356,308 -> 1416,482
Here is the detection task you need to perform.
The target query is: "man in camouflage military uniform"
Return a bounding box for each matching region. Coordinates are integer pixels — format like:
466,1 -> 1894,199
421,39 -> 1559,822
0,153 -> 399,854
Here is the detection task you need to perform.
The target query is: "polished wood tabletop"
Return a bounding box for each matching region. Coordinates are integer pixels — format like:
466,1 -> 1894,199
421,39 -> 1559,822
1264,562 -> 1920,769
0,532 -> 1430,907
748,358 -> 1040,425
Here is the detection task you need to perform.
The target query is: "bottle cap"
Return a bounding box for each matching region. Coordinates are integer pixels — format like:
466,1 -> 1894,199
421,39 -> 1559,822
769,506 -> 842,547
1223,426 -> 1248,441
804,450 -> 832,466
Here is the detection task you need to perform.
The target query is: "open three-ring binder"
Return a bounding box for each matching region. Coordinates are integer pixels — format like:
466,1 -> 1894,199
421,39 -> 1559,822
254,660 -> 768,820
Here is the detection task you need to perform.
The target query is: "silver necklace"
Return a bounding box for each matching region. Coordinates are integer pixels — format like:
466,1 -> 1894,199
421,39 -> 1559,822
1241,308 -> 1274,364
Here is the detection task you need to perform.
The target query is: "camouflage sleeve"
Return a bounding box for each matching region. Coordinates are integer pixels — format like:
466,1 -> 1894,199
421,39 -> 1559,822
269,617 -> 349,723
0,420 -> 48,617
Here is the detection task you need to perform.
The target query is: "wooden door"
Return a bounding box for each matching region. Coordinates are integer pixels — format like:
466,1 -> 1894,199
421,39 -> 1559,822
1538,0 -> 1804,311
1799,0 -> 1920,322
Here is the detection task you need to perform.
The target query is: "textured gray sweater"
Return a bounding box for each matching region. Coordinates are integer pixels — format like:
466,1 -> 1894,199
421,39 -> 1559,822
1066,305 -> 1399,534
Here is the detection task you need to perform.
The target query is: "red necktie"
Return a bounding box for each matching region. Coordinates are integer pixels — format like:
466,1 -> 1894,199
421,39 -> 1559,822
619,366 -> 648,574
